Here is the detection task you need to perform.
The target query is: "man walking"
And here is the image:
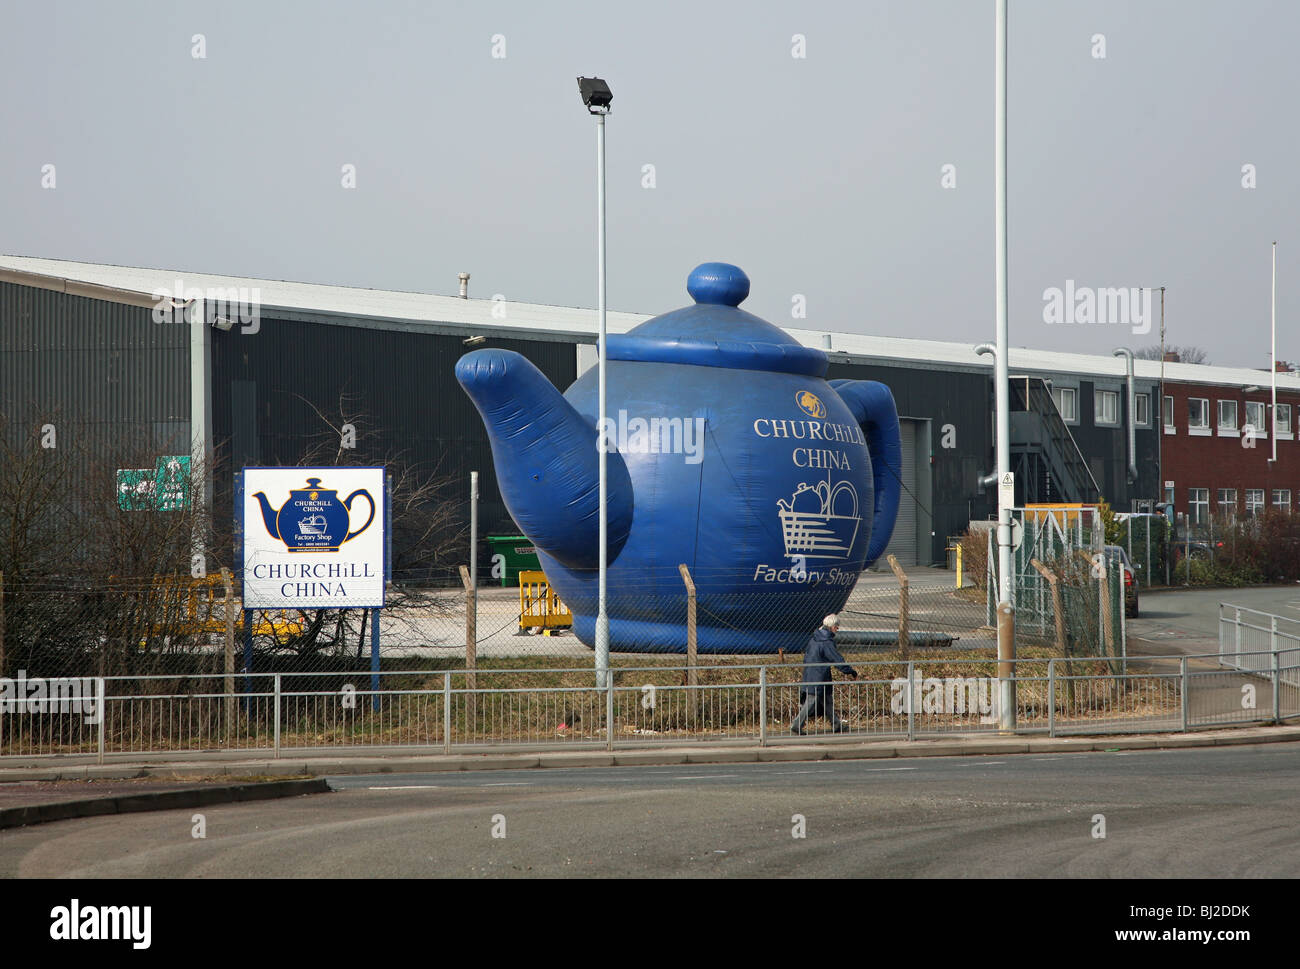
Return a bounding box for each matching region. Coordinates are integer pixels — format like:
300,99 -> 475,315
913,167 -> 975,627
791,614 -> 859,735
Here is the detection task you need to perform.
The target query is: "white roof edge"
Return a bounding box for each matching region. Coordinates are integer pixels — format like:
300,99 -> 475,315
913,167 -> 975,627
3,253 -> 1297,390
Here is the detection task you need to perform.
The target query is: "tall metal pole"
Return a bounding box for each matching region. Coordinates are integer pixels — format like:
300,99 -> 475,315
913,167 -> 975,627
994,0 -> 1014,730
1159,286 -> 1166,422
1271,242 -> 1277,465
595,110 -> 610,688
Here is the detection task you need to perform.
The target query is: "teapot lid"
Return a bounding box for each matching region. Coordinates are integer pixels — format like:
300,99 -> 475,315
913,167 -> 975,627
606,263 -> 828,376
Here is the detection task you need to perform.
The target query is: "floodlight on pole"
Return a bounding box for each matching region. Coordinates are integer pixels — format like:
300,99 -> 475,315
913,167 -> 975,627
578,76 -> 612,688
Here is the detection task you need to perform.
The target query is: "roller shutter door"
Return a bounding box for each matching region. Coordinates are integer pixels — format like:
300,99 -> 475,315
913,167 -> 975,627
881,419 -> 918,566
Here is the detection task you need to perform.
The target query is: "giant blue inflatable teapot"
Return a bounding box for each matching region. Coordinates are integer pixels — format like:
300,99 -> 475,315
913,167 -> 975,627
456,263 -> 901,653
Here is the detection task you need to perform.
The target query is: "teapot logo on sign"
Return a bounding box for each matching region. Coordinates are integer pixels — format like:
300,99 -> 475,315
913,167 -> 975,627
253,477 -> 376,552
752,391 -> 865,584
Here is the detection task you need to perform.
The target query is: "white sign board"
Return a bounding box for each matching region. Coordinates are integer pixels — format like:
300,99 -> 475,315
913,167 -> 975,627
998,471 -> 1015,511
242,467 -> 386,609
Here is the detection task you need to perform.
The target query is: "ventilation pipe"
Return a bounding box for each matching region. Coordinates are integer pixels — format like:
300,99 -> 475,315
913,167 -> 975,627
974,343 -> 999,487
1112,348 -> 1138,484
458,272 -> 470,298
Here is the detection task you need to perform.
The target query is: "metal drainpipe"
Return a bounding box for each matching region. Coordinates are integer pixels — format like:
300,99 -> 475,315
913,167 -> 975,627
974,344 -> 999,487
1112,348 -> 1139,486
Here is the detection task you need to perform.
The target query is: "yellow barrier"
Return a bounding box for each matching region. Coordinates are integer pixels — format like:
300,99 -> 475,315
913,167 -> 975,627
518,570 -> 573,631
132,575 -> 306,644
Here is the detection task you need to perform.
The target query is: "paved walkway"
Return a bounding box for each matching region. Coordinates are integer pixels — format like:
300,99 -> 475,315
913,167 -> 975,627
2,724 -> 1296,786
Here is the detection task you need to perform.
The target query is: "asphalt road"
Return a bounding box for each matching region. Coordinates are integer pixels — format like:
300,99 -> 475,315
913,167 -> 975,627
1129,584 -> 1300,656
2,745 -> 1297,877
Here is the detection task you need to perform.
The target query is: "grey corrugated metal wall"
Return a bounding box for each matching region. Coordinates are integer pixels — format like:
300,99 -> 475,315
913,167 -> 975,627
0,280 -> 190,456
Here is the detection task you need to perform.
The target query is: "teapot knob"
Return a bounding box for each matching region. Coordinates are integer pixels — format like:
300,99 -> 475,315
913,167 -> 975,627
687,263 -> 749,307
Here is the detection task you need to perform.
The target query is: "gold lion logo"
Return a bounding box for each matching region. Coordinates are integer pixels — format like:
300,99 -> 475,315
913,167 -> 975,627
795,391 -> 826,420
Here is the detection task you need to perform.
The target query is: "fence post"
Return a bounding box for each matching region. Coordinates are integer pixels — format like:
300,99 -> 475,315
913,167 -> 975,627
443,672 -> 452,755
1118,569 -> 1127,676
1029,559 -> 1066,656
1235,607 -> 1242,665
759,666 -> 767,747
1047,659 -> 1056,738
459,565 -> 477,728
1271,615 -> 1278,654
1272,648 -> 1281,726
679,564 -> 698,697
220,567 -> 236,740
906,660 -> 915,741
1144,517 -> 1151,588
96,676 -> 105,764
887,554 -> 909,659
606,674 -> 615,752
1090,552 -> 1115,663
1180,656 -> 1189,732
273,673 -> 282,758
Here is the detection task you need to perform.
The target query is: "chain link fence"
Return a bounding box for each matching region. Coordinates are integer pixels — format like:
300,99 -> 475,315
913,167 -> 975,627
0,548 -> 1145,758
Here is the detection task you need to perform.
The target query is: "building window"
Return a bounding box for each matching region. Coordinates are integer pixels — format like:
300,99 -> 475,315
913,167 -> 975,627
1277,403 -> 1292,436
1217,399 -> 1238,432
1188,488 -> 1209,524
1273,489 -> 1291,510
1217,488 -> 1237,519
1052,386 -> 1077,422
1246,401 -> 1267,437
1135,392 -> 1150,425
1188,398 -> 1210,430
1095,390 -> 1119,425
1163,395 -> 1174,429
1246,489 -> 1265,517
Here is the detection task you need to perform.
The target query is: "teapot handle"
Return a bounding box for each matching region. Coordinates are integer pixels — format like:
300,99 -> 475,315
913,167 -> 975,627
828,379 -> 902,567
342,489 -> 376,543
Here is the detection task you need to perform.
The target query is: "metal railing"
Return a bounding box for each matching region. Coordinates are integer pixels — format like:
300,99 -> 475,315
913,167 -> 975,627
3,649 -> 1295,761
1219,603 -> 1300,687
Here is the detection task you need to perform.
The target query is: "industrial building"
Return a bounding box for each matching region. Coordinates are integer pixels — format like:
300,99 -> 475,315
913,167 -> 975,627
0,255 -> 1202,573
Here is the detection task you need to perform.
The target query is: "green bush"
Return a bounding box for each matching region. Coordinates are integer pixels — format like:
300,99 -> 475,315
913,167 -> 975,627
1171,557 -> 1263,587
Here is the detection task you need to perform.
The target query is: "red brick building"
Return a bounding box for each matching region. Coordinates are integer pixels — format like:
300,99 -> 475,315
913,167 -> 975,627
1160,361 -> 1300,523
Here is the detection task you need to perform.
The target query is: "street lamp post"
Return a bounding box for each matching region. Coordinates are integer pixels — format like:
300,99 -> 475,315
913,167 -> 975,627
993,0 -> 1014,730
1271,242 -> 1278,466
578,76 -> 613,688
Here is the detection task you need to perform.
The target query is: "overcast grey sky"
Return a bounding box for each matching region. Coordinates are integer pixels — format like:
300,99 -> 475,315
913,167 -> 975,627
1,0 -> 1294,368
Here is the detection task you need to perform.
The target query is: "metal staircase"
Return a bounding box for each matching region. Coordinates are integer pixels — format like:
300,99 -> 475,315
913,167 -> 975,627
1008,377 -> 1101,504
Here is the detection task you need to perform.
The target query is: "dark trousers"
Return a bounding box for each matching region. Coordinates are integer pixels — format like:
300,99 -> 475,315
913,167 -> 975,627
791,689 -> 845,731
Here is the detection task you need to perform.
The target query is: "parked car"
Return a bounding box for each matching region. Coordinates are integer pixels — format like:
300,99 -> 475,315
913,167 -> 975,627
1103,545 -> 1139,618
1173,539 -> 1224,562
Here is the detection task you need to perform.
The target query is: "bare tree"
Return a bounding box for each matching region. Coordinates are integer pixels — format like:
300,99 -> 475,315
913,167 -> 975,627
0,410 -> 219,678
1133,344 -> 1210,365
239,390 -> 467,666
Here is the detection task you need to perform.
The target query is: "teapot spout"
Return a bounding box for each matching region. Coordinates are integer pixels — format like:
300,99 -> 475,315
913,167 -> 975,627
253,491 -> 279,539
456,349 -> 632,570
